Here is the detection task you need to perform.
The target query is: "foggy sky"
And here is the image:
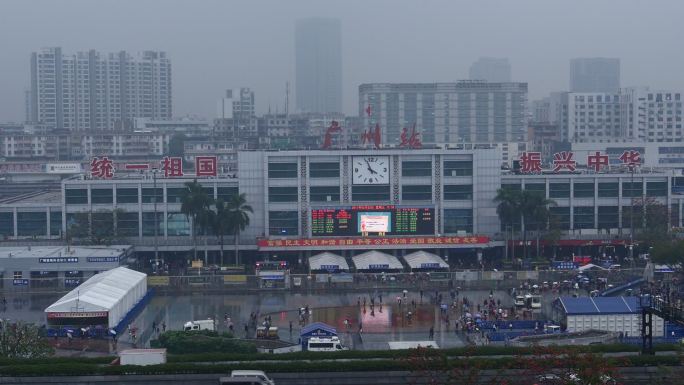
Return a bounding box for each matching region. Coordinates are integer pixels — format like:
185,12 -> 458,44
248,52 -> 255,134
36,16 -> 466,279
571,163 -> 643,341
1,0 -> 683,122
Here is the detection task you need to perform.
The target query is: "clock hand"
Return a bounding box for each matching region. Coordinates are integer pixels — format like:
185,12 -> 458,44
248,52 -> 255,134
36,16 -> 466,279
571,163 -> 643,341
364,158 -> 377,174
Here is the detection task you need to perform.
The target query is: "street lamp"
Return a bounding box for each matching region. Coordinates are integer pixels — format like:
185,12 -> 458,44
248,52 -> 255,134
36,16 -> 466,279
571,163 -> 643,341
152,168 -> 160,273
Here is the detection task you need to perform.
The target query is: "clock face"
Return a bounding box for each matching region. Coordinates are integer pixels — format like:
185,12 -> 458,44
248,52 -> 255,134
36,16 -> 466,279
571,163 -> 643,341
353,156 -> 390,185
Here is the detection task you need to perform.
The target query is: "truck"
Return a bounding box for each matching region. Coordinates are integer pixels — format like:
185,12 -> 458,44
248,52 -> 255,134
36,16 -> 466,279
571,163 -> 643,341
306,336 -> 347,352
119,348 -> 167,366
221,370 -> 275,385
184,319 -> 216,331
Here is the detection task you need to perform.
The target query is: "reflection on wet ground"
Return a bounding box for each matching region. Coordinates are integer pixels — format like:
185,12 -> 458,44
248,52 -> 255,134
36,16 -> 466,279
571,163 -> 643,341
2,289 -> 555,351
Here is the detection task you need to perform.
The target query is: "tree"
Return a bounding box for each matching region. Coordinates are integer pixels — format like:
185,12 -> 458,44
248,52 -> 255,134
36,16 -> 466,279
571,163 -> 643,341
623,196 -> 672,250
0,321 -> 54,359
650,239 -> 684,265
180,180 -> 213,263
226,193 -> 253,266
494,188 -> 555,259
208,199 -> 232,266
66,209 -> 124,246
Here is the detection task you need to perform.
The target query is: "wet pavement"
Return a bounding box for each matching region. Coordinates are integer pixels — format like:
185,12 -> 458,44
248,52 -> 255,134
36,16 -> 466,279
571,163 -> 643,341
1,288 -> 560,352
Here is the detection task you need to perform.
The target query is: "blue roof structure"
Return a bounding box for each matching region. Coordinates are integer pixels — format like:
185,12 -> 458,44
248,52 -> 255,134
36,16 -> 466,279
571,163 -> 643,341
300,322 -> 337,338
556,296 -> 640,315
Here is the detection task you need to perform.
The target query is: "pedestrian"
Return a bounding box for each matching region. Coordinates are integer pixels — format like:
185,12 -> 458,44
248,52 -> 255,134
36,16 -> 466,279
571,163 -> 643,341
358,322 -> 363,334
429,326 -> 434,339
357,297 -> 361,307
289,321 -> 293,334
244,324 -> 249,336
379,294 -> 383,304
420,290 -> 424,302
152,321 -> 156,332
162,322 -> 166,332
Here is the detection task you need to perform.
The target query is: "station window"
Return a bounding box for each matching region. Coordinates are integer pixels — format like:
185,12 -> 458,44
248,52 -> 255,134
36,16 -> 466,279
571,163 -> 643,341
646,181 -> 667,197
444,209 -> 473,234
269,187 -> 298,202
91,188 -> 113,204
524,183 -> 546,196
217,187 -> 239,202
573,207 -> 595,229
13,271 -> 22,279
17,212 -> 47,236
116,212 -> 139,236
50,211 -> 62,236
352,185 -> 390,201
501,183 -> 521,192
268,162 -> 297,178
402,185 -> 432,201
622,206 -> 643,228
116,188 -> 139,204
444,185 -> 473,200
310,186 -> 340,202
166,187 -> 184,203
65,189 -> 88,204
309,162 -> 340,178
167,212 -> 190,236
549,207 -> 570,230
142,212 -> 164,236
598,206 -> 619,229
622,182 -> 643,198
142,188 -> 164,203
443,161 -> 473,176
402,161 -> 432,177
598,182 -> 619,198
0,212 -> 13,236
573,182 -> 595,198
549,183 -> 570,198
269,211 -> 299,236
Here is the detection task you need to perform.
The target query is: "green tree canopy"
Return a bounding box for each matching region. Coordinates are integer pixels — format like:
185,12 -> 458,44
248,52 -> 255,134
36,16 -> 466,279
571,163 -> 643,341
0,322 -> 54,359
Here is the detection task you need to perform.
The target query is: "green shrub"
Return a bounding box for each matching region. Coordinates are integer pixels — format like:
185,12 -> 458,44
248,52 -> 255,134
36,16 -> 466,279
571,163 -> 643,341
150,330 -> 256,354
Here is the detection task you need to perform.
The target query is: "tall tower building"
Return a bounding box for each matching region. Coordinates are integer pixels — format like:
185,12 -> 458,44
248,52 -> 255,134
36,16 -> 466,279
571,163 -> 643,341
30,47 -> 172,131
570,58 -> 620,93
469,57 -> 511,83
295,18 -> 342,114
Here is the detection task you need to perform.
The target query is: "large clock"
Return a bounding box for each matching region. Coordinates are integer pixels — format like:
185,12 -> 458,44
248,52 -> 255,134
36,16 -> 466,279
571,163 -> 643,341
353,156 -> 390,184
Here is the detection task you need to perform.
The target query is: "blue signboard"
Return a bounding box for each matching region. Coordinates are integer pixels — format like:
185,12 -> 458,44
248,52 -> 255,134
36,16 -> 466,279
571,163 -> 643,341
368,264 -> 390,270
320,264 -> 339,271
40,257 -> 78,263
261,275 -> 285,280
13,279 -> 29,286
420,263 -> 441,269
65,278 -> 82,287
87,257 -> 119,263
552,261 -> 579,270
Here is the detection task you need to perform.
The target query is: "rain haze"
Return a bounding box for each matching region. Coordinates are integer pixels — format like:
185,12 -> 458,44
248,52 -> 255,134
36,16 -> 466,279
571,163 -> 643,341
1,0 -> 683,121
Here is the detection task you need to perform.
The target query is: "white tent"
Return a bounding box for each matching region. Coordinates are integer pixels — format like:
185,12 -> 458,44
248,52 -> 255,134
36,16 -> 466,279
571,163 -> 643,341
309,252 -> 349,271
403,250 -> 449,270
45,267 -> 147,328
352,250 -> 403,271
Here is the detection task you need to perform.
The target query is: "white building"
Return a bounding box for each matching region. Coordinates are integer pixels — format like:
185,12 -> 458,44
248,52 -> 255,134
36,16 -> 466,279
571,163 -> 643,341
30,47 -> 172,131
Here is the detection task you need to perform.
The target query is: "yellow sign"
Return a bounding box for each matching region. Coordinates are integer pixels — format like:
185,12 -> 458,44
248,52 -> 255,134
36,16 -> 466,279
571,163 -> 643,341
223,275 -> 247,284
191,260 -> 203,268
148,276 -> 170,286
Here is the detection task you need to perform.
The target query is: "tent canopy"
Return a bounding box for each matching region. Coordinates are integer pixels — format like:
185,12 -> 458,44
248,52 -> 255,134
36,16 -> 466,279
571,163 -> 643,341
45,267 -> 147,327
556,296 -> 639,316
352,250 -> 403,271
402,250 -> 449,270
578,263 -> 607,272
309,252 -> 349,271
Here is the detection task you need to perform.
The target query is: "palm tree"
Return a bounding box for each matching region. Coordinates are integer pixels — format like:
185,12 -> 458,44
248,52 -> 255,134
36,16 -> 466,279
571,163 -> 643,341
226,193 -> 253,266
494,188 -> 555,259
180,180 -> 213,263
208,198 -> 231,266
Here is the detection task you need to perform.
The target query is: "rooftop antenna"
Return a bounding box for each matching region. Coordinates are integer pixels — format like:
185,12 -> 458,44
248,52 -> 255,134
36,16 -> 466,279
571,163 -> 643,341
285,81 -> 290,116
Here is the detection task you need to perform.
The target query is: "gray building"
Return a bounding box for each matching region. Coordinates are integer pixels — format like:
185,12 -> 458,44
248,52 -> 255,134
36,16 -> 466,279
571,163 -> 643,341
30,47 -> 172,131
570,58 -> 620,93
358,81 -> 528,146
469,57 -> 511,83
295,18 -> 342,114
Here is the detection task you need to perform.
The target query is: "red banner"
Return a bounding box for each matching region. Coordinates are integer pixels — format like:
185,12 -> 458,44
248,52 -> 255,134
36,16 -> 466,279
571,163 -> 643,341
257,236 -> 489,248
47,311 -> 108,319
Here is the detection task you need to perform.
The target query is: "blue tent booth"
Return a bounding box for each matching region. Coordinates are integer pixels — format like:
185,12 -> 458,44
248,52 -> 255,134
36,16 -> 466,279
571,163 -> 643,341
300,322 -> 337,350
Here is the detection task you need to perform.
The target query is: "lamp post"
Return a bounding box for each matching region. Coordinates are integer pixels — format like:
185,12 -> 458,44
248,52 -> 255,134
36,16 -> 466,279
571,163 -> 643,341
629,167 -> 634,264
152,168 -> 159,273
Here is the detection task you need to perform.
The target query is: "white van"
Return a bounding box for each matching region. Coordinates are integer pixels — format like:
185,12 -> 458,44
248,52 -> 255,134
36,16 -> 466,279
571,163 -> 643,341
226,370 -> 275,385
183,319 -> 215,332
306,336 -> 347,352
530,295 -> 542,309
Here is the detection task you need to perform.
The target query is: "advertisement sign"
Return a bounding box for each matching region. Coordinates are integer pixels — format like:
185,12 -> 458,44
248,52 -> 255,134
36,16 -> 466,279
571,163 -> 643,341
553,261 -> 579,270
12,279 -> 29,286
358,213 -> 391,233
148,276 -> 170,286
87,257 -> 119,263
368,264 -> 390,270
258,235 -> 489,249
40,257 -> 78,263
330,273 -> 354,283
223,275 -> 247,284
64,278 -> 81,287
420,263 -> 441,269
47,311 -> 108,319
191,260 -> 203,268
46,163 -> 82,174
319,264 -> 339,272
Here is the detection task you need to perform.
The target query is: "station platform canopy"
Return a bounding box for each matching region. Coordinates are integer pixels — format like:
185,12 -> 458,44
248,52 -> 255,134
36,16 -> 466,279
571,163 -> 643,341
45,267 -> 147,328
309,252 -> 349,272
402,250 -> 449,270
352,250 -> 403,271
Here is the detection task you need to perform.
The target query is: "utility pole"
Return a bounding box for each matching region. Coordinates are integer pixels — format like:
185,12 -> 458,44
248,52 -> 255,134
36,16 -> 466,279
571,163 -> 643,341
629,167 -> 634,266
152,168 -> 159,273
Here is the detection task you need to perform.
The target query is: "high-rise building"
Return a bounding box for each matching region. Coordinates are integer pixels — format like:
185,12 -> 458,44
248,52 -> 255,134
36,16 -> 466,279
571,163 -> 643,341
295,18 -> 342,114
29,47 -> 172,131
469,57 -> 511,83
359,81 -> 528,145
214,88 -> 258,148
570,58 -> 620,93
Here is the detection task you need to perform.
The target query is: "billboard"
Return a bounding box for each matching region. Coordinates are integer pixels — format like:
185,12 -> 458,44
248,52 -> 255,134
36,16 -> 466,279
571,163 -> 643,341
45,163 -> 82,174
358,212 -> 391,233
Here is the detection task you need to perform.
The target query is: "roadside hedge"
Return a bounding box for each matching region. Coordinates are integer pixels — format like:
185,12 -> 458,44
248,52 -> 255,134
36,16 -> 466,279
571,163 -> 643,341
150,330 -> 257,354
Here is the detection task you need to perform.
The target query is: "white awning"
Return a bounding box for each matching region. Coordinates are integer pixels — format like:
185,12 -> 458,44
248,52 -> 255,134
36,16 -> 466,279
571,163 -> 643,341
352,250 -> 403,271
45,267 -> 147,327
402,250 -> 449,270
309,252 -> 349,271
